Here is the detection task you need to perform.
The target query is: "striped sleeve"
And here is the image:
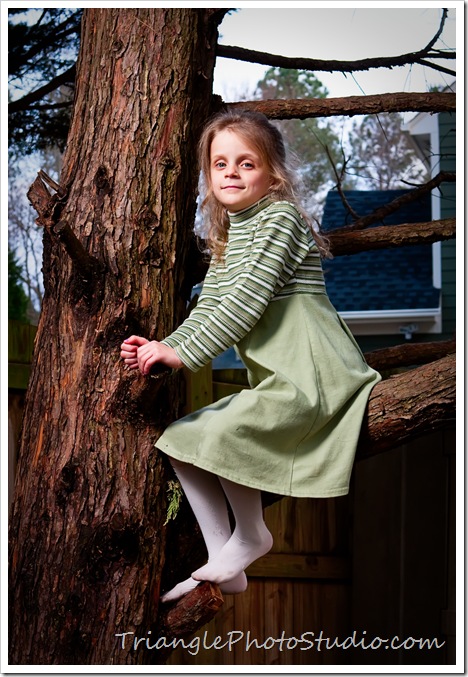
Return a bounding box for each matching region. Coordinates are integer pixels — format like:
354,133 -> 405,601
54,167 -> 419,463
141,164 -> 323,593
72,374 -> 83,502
161,265 -> 220,350
172,203 -> 310,371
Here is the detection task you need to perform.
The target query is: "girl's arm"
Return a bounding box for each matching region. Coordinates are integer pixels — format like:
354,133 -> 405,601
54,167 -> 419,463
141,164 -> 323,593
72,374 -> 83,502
160,264 -> 220,350
120,265 -> 221,374
172,203 -> 311,371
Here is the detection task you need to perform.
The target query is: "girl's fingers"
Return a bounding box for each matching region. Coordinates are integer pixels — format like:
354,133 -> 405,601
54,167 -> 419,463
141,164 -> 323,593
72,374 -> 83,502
137,345 -> 158,375
121,348 -> 136,358
123,335 -> 149,348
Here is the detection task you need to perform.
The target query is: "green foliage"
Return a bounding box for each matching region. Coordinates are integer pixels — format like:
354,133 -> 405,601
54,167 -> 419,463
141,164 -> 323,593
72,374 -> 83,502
8,8 -> 82,155
164,480 -> 184,525
256,67 -> 329,101
8,249 -> 29,321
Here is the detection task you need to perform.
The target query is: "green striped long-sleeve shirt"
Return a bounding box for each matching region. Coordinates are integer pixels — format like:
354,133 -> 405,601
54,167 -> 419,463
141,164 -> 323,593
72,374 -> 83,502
162,198 -> 326,371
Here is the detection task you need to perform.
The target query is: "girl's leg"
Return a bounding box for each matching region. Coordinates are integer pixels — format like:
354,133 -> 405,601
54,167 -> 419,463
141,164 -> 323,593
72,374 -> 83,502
160,458 -> 247,603
192,477 -> 273,585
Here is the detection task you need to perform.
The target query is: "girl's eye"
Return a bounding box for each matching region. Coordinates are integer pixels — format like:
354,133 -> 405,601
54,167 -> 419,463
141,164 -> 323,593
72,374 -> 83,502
214,161 -> 226,169
241,161 -> 254,169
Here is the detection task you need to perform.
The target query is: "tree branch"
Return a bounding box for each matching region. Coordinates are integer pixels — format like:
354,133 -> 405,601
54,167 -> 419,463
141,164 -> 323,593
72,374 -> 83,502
422,8 -> 449,53
364,338 -> 456,372
9,14 -> 81,74
225,92 -> 455,120
217,10 -> 455,77
330,172 -> 455,232
357,353 -> 455,458
328,218 -> 455,255
325,146 -> 360,221
160,582 -> 223,638
154,581 -> 223,662
8,64 -> 76,114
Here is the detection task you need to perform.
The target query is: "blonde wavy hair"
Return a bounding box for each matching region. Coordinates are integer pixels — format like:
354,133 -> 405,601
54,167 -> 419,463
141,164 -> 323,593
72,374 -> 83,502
197,109 -> 330,260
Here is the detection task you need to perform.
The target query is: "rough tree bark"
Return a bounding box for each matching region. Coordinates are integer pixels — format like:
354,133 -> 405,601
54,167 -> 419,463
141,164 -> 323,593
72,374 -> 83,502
358,353 -> 455,458
9,8 -> 225,665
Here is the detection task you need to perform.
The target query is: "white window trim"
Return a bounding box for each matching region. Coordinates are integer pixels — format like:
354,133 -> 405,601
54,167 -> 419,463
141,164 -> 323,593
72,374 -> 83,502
404,112 -> 442,289
340,304 -> 442,338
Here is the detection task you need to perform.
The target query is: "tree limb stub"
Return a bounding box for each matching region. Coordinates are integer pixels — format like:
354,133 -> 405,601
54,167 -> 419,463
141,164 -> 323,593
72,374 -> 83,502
328,218 -> 455,256
357,353 -> 456,459
160,582 -> 224,639
364,338 -> 456,372
226,92 -> 455,120
27,171 -> 104,285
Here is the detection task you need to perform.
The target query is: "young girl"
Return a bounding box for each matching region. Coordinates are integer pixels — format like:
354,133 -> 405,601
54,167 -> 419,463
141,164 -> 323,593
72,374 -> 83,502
120,110 -> 381,603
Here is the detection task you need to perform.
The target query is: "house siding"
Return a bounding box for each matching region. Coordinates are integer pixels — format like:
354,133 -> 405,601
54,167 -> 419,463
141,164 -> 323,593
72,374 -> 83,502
439,112 -> 456,338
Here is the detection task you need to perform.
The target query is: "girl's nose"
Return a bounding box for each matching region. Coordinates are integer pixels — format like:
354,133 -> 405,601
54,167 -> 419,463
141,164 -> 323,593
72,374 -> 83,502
225,164 -> 239,177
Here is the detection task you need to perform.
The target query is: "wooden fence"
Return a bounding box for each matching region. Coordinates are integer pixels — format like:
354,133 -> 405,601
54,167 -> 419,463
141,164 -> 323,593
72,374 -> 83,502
8,323 -> 455,665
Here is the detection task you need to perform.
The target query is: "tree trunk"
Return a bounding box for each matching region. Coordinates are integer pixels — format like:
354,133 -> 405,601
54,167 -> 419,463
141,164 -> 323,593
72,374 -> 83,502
9,8 -> 224,665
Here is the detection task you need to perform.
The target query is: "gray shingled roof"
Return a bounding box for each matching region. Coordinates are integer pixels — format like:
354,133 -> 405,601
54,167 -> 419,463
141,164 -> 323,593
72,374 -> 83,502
321,189 -> 440,312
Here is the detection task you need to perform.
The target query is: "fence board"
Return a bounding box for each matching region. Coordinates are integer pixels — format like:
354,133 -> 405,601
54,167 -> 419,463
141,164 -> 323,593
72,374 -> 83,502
247,553 -> 350,580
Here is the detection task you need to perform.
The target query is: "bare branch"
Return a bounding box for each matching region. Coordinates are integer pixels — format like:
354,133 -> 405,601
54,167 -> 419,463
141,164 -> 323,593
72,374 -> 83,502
328,218 -> 455,255
325,146 -> 361,222
217,18 -> 456,76
422,8 -> 449,52
225,92 -> 455,120
330,172 -> 455,232
8,65 -> 76,114
416,58 -> 457,77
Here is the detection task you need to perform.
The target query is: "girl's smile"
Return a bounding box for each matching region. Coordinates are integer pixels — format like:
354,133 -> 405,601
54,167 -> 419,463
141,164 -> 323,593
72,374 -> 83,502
210,129 -> 271,212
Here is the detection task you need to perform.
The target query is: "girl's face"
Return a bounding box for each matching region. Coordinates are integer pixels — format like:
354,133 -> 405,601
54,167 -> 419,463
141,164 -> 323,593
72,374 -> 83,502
210,129 -> 271,212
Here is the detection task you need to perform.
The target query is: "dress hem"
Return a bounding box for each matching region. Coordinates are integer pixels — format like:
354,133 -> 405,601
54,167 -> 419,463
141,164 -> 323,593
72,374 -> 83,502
156,443 -> 351,499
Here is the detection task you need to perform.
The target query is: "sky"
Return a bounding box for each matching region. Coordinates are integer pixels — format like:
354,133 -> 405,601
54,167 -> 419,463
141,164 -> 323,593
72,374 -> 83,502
212,5 -> 457,101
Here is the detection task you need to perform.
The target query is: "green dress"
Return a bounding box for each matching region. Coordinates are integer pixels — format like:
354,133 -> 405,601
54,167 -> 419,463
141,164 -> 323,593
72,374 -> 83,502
157,197 -> 381,498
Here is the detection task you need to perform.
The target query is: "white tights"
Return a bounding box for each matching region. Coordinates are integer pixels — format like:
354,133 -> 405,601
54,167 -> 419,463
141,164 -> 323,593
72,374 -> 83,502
160,458 -> 273,603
